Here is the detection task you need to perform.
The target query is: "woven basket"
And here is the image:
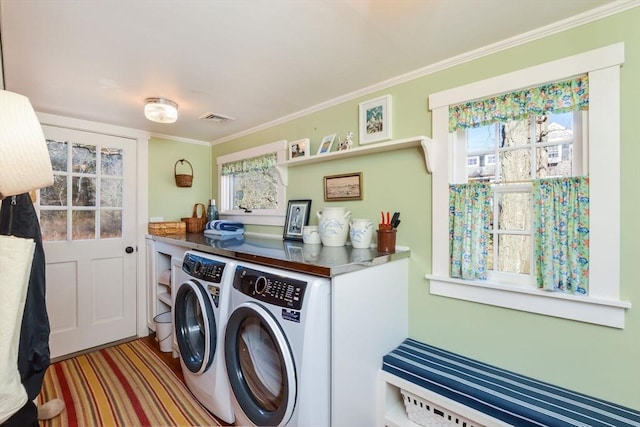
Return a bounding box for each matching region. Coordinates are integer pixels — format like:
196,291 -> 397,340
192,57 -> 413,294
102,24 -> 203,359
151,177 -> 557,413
181,203 -> 207,233
174,159 -> 193,187
148,221 -> 186,236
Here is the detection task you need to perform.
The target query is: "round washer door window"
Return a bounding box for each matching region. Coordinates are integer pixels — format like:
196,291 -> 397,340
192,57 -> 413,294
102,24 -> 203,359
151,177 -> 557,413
174,279 -> 216,374
225,303 -> 296,427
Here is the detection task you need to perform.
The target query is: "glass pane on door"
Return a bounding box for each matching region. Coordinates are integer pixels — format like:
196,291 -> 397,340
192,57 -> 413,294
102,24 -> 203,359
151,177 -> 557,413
40,139 -> 125,241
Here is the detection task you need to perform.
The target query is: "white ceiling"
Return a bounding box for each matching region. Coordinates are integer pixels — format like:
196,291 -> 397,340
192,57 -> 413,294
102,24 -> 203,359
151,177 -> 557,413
0,0 -> 625,143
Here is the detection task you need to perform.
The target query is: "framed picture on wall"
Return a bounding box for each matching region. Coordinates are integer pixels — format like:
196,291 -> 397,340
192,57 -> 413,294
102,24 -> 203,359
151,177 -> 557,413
323,172 -> 363,201
283,199 -> 312,241
359,95 -> 392,145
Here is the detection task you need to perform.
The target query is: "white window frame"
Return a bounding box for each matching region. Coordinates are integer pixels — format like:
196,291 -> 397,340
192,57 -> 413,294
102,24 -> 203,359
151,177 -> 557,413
216,139 -> 288,226
427,43 -> 631,328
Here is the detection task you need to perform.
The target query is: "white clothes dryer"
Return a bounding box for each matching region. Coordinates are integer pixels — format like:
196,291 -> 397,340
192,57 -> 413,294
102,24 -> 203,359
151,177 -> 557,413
224,262 -> 331,427
173,251 -> 235,424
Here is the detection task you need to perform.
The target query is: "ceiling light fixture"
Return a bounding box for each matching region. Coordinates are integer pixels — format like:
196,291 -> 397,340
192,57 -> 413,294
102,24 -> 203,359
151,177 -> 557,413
144,97 -> 178,123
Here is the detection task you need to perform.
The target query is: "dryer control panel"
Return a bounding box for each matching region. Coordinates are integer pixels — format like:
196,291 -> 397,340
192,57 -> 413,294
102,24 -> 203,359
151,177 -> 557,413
234,266 -> 306,310
182,252 -> 226,283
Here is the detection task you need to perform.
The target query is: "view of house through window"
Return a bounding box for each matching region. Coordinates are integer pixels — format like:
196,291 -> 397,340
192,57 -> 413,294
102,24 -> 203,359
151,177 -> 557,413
461,111 -> 582,280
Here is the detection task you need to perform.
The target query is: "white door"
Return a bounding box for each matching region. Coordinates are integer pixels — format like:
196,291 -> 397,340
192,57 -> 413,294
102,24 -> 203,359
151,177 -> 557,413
38,125 -> 137,358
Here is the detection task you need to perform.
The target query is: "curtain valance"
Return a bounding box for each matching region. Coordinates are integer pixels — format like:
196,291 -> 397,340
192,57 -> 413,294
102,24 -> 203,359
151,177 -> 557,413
448,74 -> 588,132
220,153 -> 277,176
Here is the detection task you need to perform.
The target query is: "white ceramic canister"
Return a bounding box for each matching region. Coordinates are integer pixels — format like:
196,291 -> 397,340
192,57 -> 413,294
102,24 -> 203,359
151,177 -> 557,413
302,225 -> 321,244
349,218 -> 373,249
317,207 -> 351,247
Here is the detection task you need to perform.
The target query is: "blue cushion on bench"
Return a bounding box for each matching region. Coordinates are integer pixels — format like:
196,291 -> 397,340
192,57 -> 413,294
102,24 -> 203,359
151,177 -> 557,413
383,339 -> 640,427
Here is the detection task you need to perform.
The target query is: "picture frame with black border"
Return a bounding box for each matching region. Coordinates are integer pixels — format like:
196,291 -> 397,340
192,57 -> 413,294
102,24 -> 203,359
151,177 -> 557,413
317,133 -> 336,155
283,199 -> 312,241
359,95 -> 392,145
289,138 -> 310,160
323,172 -> 363,201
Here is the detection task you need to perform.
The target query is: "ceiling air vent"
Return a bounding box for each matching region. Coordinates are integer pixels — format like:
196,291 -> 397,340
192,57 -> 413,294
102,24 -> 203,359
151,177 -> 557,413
199,112 -> 235,124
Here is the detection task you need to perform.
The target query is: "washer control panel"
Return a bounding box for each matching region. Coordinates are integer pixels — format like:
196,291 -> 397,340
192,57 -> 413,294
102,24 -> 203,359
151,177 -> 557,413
182,252 -> 226,283
234,266 -> 306,310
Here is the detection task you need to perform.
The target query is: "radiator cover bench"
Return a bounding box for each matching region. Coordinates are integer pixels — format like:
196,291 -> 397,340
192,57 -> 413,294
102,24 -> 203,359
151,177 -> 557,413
380,338 -> 640,426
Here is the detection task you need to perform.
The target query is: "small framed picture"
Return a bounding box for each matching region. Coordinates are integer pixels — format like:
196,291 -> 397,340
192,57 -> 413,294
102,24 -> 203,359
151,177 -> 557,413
289,138 -> 310,160
283,199 -> 312,241
317,134 -> 336,155
359,95 -> 392,145
323,172 -> 363,201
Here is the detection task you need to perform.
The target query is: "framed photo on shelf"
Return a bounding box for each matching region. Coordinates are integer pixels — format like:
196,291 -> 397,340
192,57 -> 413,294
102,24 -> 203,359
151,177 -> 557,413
283,199 -> 312,241
323,172 -> 363,201
289,138 -> 310,160
317,134 -> 336,155
359,95 -> 392,145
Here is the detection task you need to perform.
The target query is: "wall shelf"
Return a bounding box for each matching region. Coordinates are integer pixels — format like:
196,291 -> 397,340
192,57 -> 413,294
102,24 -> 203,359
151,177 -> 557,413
275,136 -> 433,185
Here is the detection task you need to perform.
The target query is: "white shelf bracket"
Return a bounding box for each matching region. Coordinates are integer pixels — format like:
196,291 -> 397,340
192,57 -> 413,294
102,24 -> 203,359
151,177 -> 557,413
275,164 -> 288,186
420,137 -> 434,173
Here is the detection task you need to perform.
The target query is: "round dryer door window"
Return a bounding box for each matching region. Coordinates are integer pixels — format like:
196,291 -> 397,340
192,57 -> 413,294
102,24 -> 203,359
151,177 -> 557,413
174,279 -> 216,374
225,303 -> 296,427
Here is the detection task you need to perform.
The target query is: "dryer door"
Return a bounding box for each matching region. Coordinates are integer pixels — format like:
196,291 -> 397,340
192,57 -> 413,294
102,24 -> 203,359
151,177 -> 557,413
225,302 -> 296,427
174,279 -> 217,375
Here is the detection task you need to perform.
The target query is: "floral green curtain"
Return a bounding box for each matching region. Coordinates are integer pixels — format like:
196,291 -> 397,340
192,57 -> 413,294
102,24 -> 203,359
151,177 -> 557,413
449,74 -> 589,132
533,177 -> 589,294
449,183 -> 492,280
220,153 -> 277,176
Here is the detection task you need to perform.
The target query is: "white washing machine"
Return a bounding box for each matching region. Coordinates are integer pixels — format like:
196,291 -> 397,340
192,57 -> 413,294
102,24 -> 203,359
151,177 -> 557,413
224,261 -> 331,427
173,251 -> 235,424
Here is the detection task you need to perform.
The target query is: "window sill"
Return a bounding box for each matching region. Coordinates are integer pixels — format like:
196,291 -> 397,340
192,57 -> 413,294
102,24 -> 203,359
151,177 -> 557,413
425,274 -> 631,329
220,212 -> 285,227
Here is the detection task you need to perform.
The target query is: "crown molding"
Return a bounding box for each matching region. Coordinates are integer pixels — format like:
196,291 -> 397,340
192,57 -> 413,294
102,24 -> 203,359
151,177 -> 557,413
211,0 -> 639,146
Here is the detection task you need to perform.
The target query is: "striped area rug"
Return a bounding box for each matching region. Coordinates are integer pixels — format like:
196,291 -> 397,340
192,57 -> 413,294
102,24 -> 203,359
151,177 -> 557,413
37,339 -> 222,427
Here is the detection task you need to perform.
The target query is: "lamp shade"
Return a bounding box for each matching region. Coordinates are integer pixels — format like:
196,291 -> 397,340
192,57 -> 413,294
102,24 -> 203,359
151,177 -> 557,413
0,90 -> 54,198
144,97 -> 178,123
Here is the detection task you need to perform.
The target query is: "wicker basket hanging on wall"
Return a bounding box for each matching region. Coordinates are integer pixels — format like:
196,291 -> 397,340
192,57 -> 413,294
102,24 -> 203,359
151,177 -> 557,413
174,159 -> 193,187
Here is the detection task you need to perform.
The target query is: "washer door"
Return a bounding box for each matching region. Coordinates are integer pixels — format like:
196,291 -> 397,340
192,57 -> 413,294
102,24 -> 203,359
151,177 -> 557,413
174,279 -> 216,374
225,302 -> 296,427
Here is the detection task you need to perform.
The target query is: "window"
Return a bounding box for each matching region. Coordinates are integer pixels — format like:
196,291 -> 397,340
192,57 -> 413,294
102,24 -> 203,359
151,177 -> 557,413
466,155 -> 480,167
40,138 -> 125,241
428,43 -> 630,328
456,111 -> 584,285
216,140 -> 287,226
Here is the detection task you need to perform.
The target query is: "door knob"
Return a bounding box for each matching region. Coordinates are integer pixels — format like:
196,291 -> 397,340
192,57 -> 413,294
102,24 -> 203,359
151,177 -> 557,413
125,246 -> 134,254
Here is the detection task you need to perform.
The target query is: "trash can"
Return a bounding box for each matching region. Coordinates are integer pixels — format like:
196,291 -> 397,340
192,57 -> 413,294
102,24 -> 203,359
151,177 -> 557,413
153,311 -> 173,353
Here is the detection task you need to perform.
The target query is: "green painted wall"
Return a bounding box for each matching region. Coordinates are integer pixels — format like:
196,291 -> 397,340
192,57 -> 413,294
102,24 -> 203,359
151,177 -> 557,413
149,9 -> 639,408
208,10 -> 640,409
148,137 -> 212,222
